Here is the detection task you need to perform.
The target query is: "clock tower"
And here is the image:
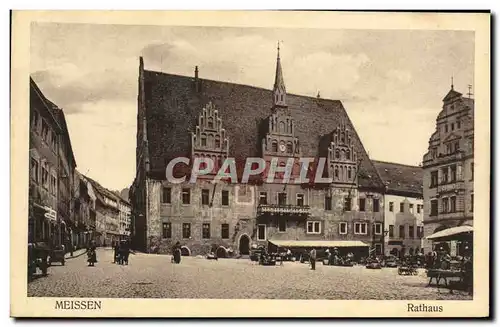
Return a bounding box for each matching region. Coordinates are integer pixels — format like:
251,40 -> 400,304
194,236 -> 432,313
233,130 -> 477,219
261,44 -> 301,182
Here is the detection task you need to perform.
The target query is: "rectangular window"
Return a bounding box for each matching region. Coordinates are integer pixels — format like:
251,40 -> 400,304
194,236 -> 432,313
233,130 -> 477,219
221,223 -> 229,239
182,188 -> 190,205
202,223 -> 210,239
354,223 -> 368,235
430,199 -> 438,216
182,223 -> 191,239
374,223 -> 382,235
470,194 -> 474,212
430,171 -> 438,188
375,244 -> 382,256
417,204 -> 421,214
339,222 -> 347,235
442,198 -> 449,213
389,202 -> 394,212
471,162 -> 474,180
51,132 -> 57,149
296,194 -> 304,206
50,175 -> 57,195
399,225 -> 405,238
201,189 -> 210,205
278,219 -> 286,232
162,222 -> 171,239
389,225 -> 394,237
451,123 -> 455,131
373,199 -> 380,212
409,203 -> 414,214
450,196 -> 457,213
400,202 -> 404,213
324,196 -> 332,211
450,165 -> 457,182
32,111 -> 40,131
41,121 -> 49,141
442,167 -> 449,184
30,158 -> 39,182
344,197 -> 351,211
257,224 -> 266,241
445,124 -> 448,133
259,192 -> 267,205
359,198 -> 366,212
409,226 -> 415,239
307,221 -> 321,234
278,192 -> 287,205
162,187 -> 171,204
221,190 -> 229,206
41,166 -> 49,187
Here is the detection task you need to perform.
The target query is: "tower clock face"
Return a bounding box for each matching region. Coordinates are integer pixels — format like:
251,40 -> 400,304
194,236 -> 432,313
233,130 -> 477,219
279,144 -> 286,152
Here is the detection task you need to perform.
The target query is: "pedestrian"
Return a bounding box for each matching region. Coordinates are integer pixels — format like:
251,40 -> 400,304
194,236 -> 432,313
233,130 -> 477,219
309,248 -> 317,270
87,240 -> 97,267
113,241 -> 120,264
172,241 -> 181,264
122,240 -> 130,265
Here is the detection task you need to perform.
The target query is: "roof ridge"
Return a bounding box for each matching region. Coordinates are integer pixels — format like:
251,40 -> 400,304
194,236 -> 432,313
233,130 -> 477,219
144,69 -> 342,104
372,159 -> 422,169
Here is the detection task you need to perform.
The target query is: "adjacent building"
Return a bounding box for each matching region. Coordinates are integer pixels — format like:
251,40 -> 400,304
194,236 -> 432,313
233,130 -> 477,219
29,77 -> 77,247
86,176 -> 132,245
130,49 -> 386,257
421,84 -> 474,254
117,195 -> 132,240
373,160 -> 424,257
72,171 -> 98,249
29,78 -> 62,244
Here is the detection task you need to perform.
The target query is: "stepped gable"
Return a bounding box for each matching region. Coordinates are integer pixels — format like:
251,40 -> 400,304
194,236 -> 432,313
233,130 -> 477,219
372,160 -> 423,197
143,70 -> 384,189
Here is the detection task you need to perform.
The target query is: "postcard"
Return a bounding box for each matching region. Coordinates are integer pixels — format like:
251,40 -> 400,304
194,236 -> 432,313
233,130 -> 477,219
10,10 -> 490,318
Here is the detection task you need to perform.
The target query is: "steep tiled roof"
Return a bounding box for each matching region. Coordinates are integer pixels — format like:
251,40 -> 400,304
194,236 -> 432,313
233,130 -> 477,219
84,175 -> 121,207
143,70 -> 384,189
442,89 -> 462,102
372,160 -> 423,197
31,76 -> 77,168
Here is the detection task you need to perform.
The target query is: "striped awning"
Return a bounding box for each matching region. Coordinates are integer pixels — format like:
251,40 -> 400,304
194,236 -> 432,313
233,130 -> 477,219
268,240 -> 370,248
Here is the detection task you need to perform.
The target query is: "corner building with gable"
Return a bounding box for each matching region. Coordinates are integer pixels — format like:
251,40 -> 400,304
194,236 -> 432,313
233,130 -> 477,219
421,85 -> 474,254
130,49 -> 387,258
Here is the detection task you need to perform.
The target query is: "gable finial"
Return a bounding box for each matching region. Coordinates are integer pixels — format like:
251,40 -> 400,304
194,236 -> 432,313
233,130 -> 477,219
451,75 -> 454,90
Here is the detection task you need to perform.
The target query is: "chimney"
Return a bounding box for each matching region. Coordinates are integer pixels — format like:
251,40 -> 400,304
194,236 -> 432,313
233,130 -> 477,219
194,66 -> 201,93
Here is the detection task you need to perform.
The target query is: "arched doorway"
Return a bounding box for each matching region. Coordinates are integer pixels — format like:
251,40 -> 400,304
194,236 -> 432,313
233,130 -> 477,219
239,234 -> 250,255
180,246 -> 191,256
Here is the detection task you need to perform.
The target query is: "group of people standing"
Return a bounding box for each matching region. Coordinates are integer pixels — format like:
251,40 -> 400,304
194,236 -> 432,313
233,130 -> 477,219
113,240 -> 131,265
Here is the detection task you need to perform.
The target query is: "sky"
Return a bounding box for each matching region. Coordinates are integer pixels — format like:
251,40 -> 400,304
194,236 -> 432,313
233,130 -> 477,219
30,23 -> 474,191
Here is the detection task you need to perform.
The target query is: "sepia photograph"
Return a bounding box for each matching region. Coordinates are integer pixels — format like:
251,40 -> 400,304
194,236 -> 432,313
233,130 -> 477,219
10,10 -> 490,317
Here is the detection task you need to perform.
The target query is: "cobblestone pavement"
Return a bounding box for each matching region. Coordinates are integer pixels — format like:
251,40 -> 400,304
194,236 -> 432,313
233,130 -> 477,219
28,249 -> 472,300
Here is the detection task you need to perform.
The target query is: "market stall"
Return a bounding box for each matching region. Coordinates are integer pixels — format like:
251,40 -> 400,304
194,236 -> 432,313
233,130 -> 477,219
425,225 -> 473,294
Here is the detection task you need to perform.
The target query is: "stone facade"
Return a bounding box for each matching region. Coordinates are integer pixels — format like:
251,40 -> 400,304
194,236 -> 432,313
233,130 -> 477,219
422,85 -> 474,254
131,48 -> 386,255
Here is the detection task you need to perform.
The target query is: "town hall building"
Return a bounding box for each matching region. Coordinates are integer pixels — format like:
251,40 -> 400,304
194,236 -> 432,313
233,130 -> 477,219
130,48 -> 387,258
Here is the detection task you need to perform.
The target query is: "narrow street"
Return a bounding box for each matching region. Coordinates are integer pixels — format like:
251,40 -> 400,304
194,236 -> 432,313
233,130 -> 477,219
28,249 -> 472,300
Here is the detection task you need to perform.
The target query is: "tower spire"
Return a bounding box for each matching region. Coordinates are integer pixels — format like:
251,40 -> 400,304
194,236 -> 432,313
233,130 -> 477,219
451,75 -> 454,90
273,41 -> 287,108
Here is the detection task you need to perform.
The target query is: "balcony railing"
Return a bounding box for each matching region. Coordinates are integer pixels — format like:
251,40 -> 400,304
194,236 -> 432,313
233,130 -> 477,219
257,204 -> 311,216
